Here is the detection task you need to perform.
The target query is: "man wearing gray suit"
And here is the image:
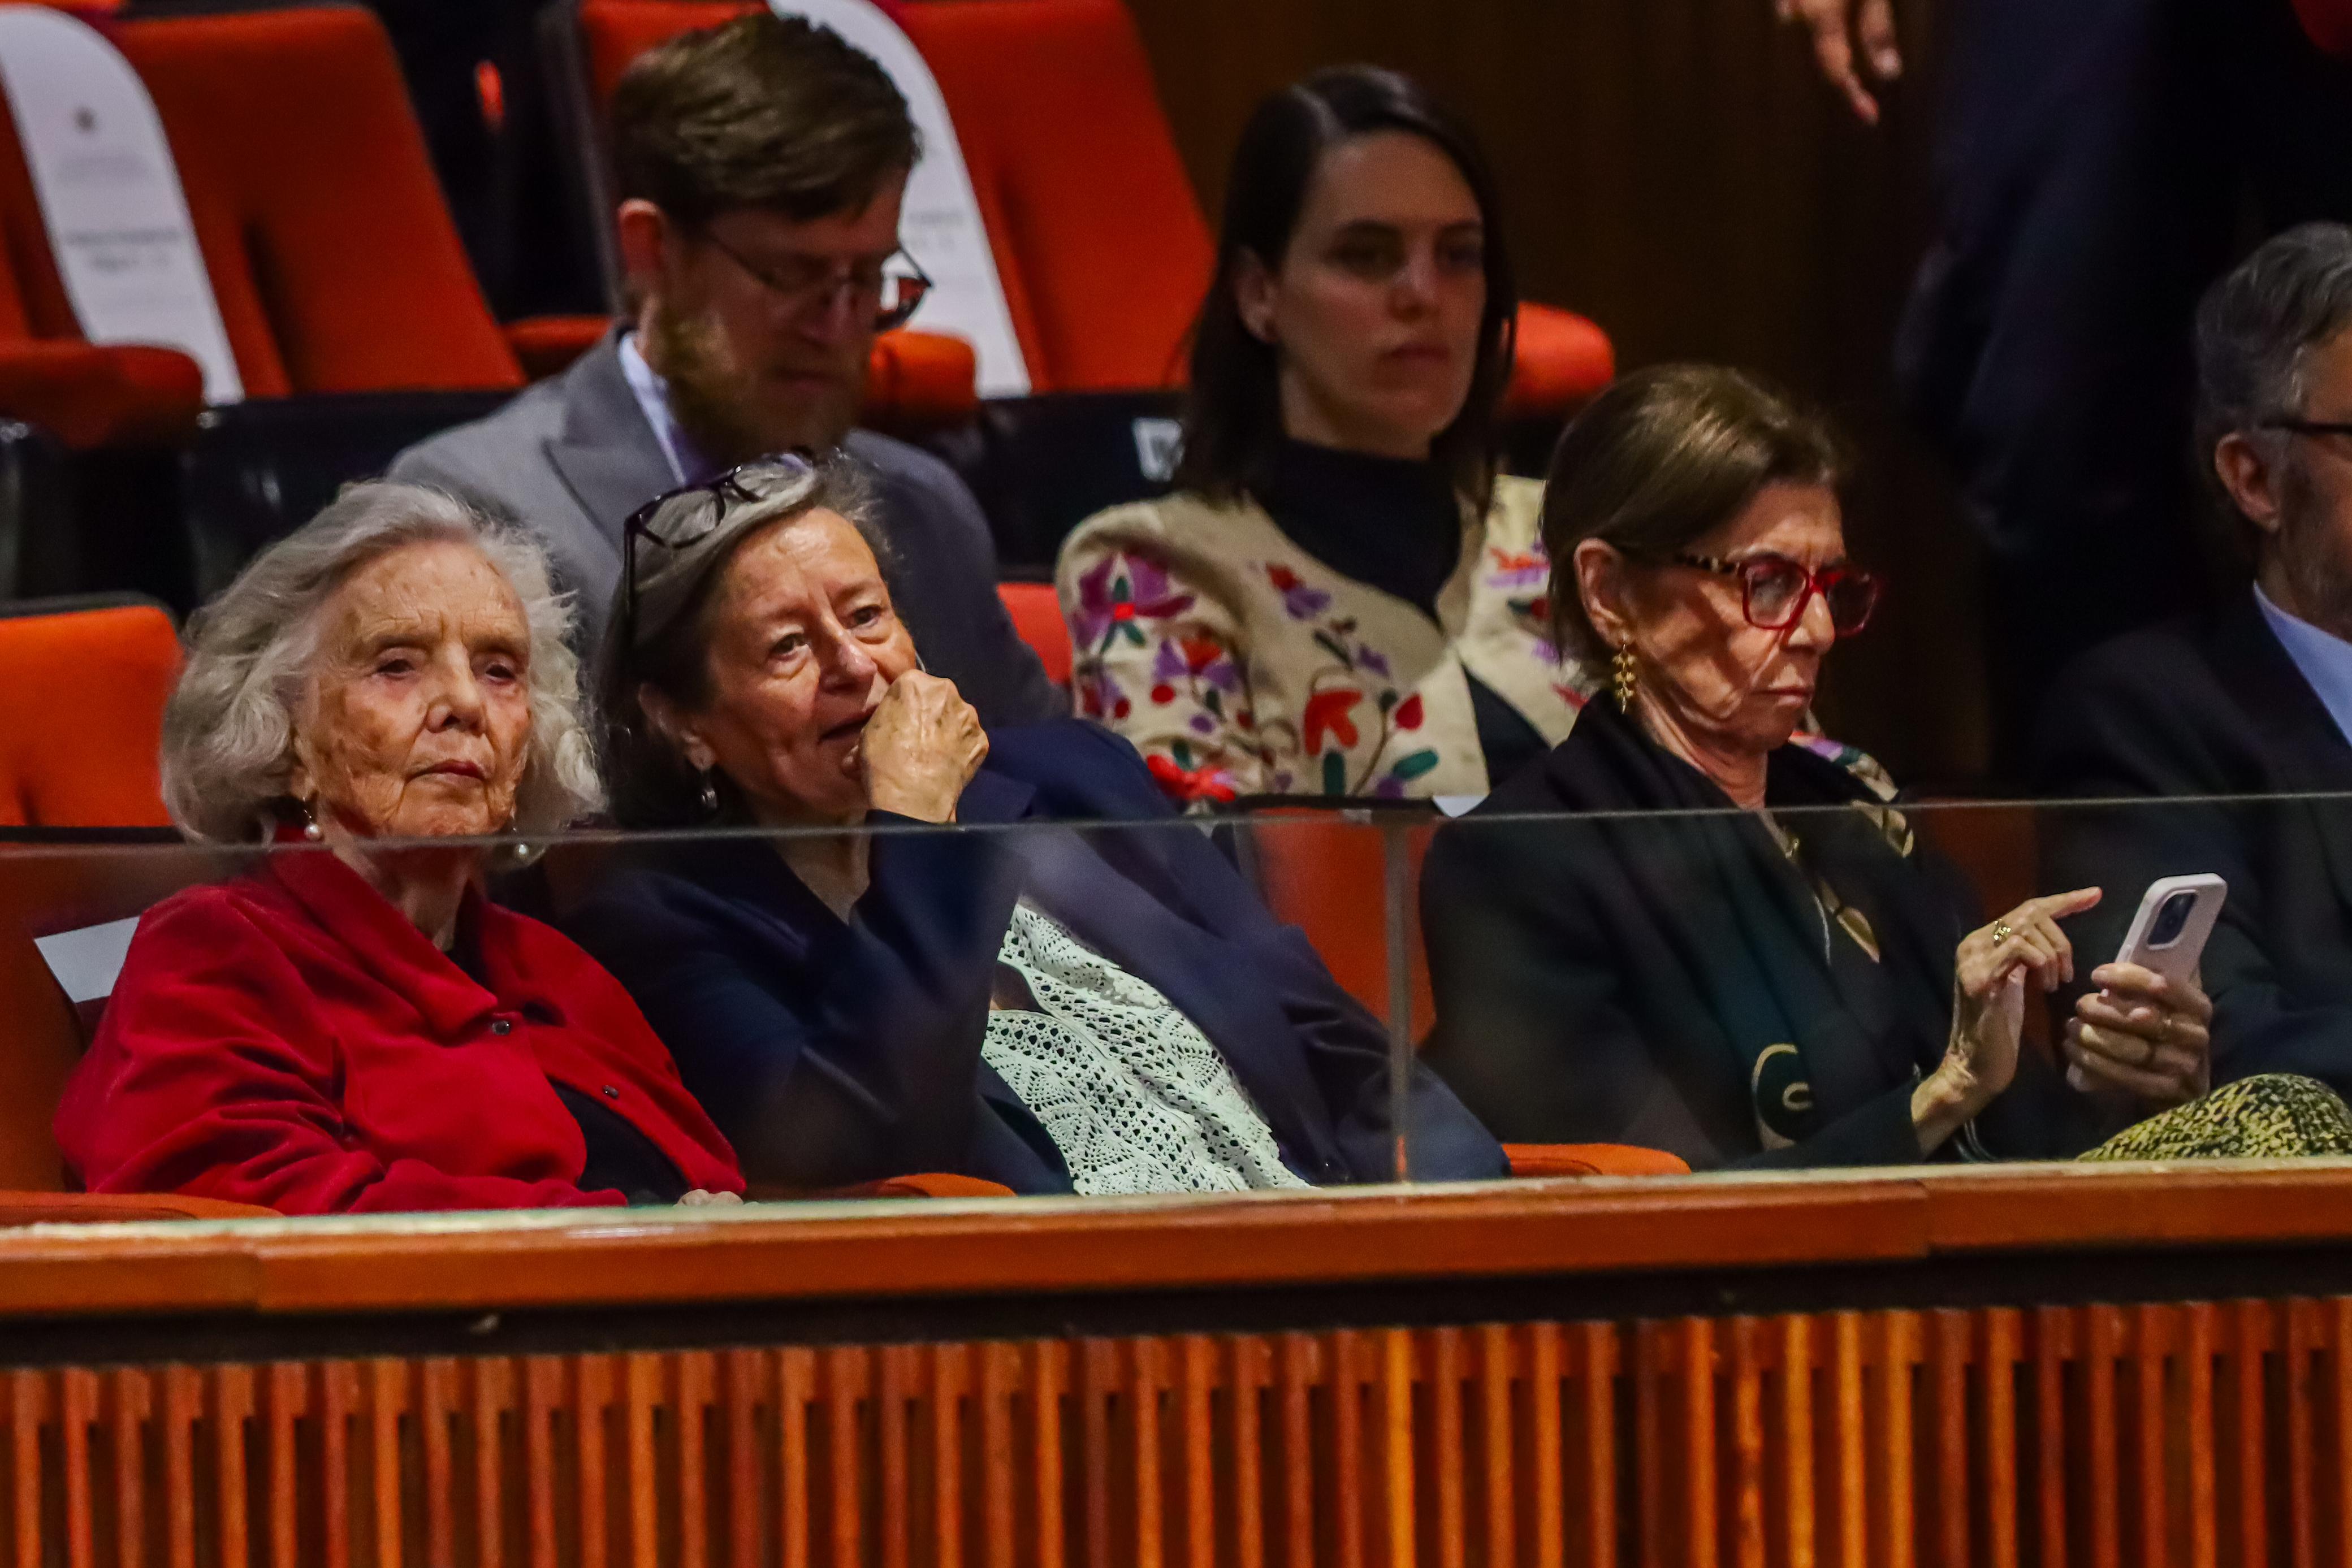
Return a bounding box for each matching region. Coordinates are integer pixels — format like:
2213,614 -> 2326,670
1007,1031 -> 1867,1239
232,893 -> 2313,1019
390,12 -> 1058,726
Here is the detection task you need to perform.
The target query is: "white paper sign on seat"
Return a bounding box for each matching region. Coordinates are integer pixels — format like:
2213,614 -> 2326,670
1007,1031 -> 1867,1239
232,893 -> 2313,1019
0,6 -> 240,402
766,0 -> 1029,399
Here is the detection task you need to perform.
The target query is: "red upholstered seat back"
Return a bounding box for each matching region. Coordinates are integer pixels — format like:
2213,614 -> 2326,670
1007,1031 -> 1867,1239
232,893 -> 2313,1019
996,581 -> 1071,686
0,7 -> 523,397
0,603 -> 177,829
106,7 -> 525,396
1251,807 -> 1437,1041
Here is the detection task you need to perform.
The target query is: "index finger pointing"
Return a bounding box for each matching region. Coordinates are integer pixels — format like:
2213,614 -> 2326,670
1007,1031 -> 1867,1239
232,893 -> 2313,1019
2031,887 -> 2103,921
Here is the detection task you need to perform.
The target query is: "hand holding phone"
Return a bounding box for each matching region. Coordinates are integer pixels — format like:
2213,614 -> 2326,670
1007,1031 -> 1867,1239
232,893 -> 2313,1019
2112,874 -> 2226,986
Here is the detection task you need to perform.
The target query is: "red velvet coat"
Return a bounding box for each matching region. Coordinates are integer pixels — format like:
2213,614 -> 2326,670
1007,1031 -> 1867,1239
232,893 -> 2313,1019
55,847 -> 743,1214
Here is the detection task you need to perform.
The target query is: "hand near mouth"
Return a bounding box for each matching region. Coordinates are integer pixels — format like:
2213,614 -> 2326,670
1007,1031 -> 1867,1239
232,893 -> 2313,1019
859,671 -> 988,824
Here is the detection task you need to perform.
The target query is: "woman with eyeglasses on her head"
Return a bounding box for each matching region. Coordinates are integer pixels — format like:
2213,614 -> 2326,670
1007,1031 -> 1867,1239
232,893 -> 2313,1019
562,450 -> 1506,1196
1056,66 -> 1583,805
1419,365 -> 2345,1171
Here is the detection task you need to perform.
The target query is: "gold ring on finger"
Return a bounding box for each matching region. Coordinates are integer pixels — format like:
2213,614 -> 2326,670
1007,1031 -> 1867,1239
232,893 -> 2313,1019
1992,921 -> 2014,946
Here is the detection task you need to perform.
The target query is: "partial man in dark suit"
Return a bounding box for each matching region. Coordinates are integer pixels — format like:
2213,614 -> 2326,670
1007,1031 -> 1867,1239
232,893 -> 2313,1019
2039,224 -> 2352,1098
390,11 -> 1058,726
1784,0 -> 2352,769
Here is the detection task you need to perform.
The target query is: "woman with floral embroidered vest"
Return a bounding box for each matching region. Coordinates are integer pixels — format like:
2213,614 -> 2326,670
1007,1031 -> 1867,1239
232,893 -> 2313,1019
1057,67 -> 1583,804
1421,364 -> 2352,1171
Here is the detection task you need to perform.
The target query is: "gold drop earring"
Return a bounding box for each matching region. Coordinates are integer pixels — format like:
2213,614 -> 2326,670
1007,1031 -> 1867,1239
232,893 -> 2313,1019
1612,644 -> 1637,713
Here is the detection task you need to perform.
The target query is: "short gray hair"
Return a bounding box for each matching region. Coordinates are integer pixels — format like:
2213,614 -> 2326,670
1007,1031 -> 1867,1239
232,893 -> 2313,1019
163,481 -> 604,842
2195,223 -> 2352,551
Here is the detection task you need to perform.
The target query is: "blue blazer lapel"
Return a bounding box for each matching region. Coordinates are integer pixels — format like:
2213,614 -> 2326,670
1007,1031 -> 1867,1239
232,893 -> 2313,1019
543,332 -> 679,576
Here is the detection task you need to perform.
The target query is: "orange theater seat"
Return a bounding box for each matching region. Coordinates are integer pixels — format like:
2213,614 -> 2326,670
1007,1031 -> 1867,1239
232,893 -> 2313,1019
560,0 -> 1615,410
0,600 -> 176,829
1251,805 -> 1436,1041
996,580 -> 1071,686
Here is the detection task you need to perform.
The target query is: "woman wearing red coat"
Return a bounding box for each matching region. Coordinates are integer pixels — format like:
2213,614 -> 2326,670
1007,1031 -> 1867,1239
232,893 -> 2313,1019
55,483 -> 742,1214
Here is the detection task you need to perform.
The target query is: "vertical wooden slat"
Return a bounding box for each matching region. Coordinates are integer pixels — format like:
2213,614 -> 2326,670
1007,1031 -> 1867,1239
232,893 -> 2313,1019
677,1352 -> 716,1568
1134,1338 -> 1167,1568
267,1364 -> 304,1568
932,1342 -> 967,1568
2332,1300 -> 2352,1568
214,1366 -> 254,1568
1381,1330 -> 1416,1568
2289,1302 -> 2318,1568
981,1342 -> 1018,1568
1728,1318 -> 1766,1568
624,1354 -> 662,1568
577,1355 -> 616,1568
1280,1335 -> 1314,1568
421,1358 -> 457,1568
723,1350 -> 763,1568
1556,1322 -> 1589,1568
826,1347 -> 866,1568
1635,1322 -> 1663,1568
11,1371 -> 41,1568
1878,1314 -> 1916,1568
473,1357 -> 512,1568
2032,1307 -> 2067,1568
57,1367 -> 92,1568
1332,1331 -> 1365,1568
524,1357 -> 563,1568
2182,1303 -> 2216,1568
1931,1311 -> 1969,1568
1981,1309 -> 2020,1568
368,1359 -> 403,1568
2133,1306 -> 2168,1568
166,1365 -> 202,1568
1430,1328 -> 1464,1568
110,1368 -> 146,1568
1034,1341 -> 1067,1568
1180,1336 -> 1215,1568
321,1361 -> 360,1568
1230,1337 -> 1267,1568
779,1346 -> 815,1568
1833,1313 -> 1866,1568
878,1345 -> 914,1568
1683,1318 -> 1719,1568
2233,1301 -> 2269,1568
1780,1315 -> 1817,1568
2083,1306 -> 2121,1568
1477,1324 -> 1514,1568
1082,1340 -> 1118,1568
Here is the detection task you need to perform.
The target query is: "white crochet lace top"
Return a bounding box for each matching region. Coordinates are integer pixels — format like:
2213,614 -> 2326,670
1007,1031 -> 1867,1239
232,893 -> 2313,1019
982,902 -> 1310,1196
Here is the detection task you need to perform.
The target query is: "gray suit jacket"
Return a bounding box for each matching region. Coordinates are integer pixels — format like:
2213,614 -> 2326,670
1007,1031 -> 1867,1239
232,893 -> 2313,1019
387,330 -> 1061,727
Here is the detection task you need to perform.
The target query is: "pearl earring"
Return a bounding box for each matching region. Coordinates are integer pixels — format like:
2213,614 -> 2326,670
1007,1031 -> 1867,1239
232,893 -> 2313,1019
299,798 -> 323,842
698,769 -> 719,816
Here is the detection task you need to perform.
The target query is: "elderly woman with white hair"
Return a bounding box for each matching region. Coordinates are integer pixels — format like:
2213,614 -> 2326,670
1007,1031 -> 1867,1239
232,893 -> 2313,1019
54,482 -> 744,1215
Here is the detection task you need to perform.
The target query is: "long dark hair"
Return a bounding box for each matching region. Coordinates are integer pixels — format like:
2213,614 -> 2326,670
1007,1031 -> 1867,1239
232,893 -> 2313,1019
1173,66 -> 1518,511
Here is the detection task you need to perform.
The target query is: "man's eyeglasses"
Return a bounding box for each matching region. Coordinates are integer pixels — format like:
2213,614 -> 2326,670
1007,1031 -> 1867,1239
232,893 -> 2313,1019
621,451 -> 816,652
1668,550 -> 1882,636
699,229 -> 934,333
2263,416 -> 2352,444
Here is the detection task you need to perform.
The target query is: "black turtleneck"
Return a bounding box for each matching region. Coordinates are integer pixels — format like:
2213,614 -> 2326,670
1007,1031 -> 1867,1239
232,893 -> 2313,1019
1254,438 -> 1547,790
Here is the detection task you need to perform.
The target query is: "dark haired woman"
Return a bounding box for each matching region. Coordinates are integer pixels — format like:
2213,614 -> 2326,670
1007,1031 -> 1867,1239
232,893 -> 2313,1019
563,452 -> 1506,1195
1420,363 -> 2351,1170
1056,67 -> 1583,803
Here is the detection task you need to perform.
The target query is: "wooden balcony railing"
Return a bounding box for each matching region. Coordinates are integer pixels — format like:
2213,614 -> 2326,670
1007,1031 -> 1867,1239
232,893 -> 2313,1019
3,1164 -> 2352,1565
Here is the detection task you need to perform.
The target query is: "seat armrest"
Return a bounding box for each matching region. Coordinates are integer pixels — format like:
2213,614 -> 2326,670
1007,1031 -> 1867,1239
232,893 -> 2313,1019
862,330 -> 978,430
751,1172 -> 1018,1201
0,1191 -> 278,1224
1502,303 -> 1615,418
0,341 -> 206,449
1502,1143 -> 1690,1178
503,315 -> 613,380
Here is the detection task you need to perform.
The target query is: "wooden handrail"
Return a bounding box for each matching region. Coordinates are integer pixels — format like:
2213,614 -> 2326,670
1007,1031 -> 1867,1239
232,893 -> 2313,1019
1,1163 -> 2349,1320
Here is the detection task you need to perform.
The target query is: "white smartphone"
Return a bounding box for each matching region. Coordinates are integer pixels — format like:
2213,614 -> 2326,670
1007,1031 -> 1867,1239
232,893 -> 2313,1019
2111,874 -> 2228,987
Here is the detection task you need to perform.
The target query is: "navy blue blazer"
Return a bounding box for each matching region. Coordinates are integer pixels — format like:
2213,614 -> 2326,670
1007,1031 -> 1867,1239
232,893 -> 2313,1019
563,721 -> 1505,1194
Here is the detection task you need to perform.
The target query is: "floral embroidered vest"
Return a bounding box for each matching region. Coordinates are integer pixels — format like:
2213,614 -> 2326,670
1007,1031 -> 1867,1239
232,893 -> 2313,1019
1056,477 -> 1592,801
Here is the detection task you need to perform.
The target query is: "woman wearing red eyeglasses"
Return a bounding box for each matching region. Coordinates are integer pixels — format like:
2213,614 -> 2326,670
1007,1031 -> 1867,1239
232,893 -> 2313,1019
1420,365 -> 2259,1171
